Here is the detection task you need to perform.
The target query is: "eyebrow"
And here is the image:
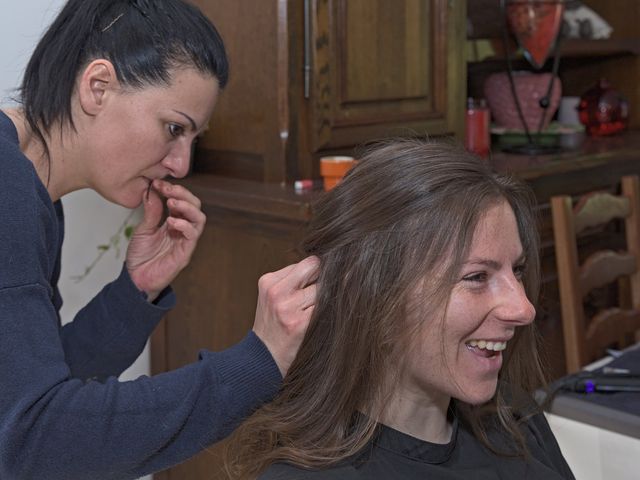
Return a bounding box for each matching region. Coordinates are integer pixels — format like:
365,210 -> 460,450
173,110 -> 197,132
464,253 -> 526,270
465,259 -> 501,270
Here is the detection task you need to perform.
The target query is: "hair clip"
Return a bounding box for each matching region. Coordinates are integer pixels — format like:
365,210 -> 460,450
101,13 -> 124,33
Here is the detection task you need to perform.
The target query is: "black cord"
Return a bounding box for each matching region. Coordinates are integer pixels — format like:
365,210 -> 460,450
500,0 -> 564,142
536,32 -> 564,133
501,0 -> 534,144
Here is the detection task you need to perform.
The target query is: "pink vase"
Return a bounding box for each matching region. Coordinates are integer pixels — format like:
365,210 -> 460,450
484,71 -> 562,131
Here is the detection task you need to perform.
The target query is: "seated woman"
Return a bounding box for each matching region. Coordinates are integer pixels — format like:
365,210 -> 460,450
225,139 -> 575,479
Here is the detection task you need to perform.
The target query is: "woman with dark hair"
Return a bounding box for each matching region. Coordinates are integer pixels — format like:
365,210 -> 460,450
0,1 -> 317,479
226,139 -> 575,479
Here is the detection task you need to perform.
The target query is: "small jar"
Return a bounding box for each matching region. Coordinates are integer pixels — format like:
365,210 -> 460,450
319,156 -> 357,191
465,97 -> 491,157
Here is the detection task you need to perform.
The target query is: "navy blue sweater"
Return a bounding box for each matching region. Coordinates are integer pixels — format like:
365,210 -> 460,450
0,110 -> 282,479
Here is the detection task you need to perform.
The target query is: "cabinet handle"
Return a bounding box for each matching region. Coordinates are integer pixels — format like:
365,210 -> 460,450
304,0 -> 312,99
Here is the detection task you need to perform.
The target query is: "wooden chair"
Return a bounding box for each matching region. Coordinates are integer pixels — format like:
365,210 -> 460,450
551,175 -> 640,373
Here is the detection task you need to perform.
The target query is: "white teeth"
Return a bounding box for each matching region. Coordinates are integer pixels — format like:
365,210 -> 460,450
466,340 -> 507,351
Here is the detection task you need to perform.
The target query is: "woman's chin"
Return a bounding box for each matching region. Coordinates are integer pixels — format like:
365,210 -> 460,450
111,193 -> 144,209
455,380 -> 498,406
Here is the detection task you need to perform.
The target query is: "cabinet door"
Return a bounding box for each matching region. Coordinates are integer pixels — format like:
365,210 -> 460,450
309,0 -> 465,150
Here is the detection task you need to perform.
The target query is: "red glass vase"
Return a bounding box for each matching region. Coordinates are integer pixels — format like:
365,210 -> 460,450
577,79 -> 629,136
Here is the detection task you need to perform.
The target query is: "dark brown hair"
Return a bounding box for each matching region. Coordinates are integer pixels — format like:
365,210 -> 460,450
225,138 -> 545,478
19,0 -> 227,177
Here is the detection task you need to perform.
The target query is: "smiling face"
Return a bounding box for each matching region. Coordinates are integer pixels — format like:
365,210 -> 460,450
81,67 -> 219,208
396,200 -> 536,411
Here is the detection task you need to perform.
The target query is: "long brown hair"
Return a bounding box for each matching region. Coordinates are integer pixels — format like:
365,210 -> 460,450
225,138 -> 545,478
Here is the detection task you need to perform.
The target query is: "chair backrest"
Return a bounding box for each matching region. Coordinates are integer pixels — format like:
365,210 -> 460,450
551,175 -> 640,373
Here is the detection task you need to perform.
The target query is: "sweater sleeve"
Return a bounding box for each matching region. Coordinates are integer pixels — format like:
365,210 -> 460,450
0,283 -> 282,480
60,264 -> 174,381
0,124 -> 283,479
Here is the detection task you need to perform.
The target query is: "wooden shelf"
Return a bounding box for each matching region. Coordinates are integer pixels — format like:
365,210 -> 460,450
561,38 -> 640,57
467,38 -> 640,65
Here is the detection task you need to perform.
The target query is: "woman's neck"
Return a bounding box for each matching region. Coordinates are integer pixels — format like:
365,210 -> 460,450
379,390 -> 453,444
4,108 -> 83,202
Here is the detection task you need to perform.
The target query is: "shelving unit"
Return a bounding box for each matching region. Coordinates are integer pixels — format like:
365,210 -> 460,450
467,0 -> 640,128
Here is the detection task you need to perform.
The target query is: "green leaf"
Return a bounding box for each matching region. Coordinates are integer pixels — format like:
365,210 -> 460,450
124,225 -> 134,239
72,209 -> 137,282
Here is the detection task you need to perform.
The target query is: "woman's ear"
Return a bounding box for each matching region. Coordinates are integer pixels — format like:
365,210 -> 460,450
78,59 -> 119,116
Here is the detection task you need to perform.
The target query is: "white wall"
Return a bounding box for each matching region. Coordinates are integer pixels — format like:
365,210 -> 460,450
0,1 -> 63,105
1,2 -> 150,479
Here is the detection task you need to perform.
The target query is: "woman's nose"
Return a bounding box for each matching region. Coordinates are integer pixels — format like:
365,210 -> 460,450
163,142 -> 192,178
496,276 -> 536,326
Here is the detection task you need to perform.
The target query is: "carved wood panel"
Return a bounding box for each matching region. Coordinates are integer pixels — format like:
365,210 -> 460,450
311,0 -> 463,150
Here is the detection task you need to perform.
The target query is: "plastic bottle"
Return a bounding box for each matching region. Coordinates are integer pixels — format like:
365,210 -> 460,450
465,97 -> 491,157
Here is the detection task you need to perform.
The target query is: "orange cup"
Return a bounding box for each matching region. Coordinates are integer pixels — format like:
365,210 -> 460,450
320,156 -> 357,191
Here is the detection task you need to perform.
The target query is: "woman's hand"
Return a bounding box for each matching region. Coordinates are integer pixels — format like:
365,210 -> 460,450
252,256 -> 320,377
126,179 -> 206,302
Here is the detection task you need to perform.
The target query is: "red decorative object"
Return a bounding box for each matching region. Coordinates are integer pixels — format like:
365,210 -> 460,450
484,71 -> 562,131
465,98 -> 491,157
506,0 -> 565,69
577,79 -> 629,136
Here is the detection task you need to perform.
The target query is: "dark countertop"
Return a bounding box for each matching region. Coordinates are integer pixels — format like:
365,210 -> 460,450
179,174 -> 316,222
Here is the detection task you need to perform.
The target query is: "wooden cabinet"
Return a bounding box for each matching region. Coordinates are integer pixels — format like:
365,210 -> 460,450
190,0 -> 466,183
309,0 -> 464,151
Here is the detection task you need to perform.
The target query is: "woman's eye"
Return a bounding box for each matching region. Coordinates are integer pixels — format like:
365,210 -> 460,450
462,272 -> 487,283
513,264 -> 526,280
168,123 -> 184,138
